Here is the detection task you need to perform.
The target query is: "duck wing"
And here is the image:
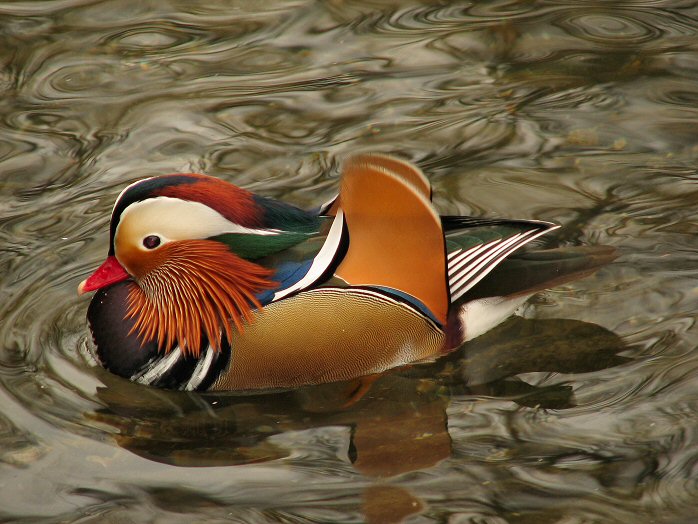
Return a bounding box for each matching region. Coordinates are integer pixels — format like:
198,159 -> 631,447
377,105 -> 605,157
442,217 -> 560,303
333,154 -> 449,325
460,245 -> 618,302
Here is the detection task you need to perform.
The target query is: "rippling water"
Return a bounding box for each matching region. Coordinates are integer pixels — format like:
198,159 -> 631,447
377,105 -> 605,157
2,1 -> 698,522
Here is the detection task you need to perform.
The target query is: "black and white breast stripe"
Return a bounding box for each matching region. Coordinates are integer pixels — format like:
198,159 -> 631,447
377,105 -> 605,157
272,209 -> 346,302
129,343 -> 230,391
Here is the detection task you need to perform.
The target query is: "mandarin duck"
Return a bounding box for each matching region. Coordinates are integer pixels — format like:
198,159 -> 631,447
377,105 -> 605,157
79,154 -> 615,391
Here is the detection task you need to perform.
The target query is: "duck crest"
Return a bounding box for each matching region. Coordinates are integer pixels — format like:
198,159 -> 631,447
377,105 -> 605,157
155,174 -> 262,227
125,240 -> 275,358
109,173 -> 263,256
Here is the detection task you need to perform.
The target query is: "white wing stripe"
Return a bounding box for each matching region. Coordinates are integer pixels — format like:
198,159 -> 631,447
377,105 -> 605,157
450,232 -> 531,293
449,236 -> 521,288
449,225 -> 559,301
448,243 -> 495,274
447,248 -> 462,261
451,243 -> 534,300
448,240 -> 501,282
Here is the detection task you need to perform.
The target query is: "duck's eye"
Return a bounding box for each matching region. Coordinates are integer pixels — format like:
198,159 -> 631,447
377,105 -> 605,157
142,235 -> 161,249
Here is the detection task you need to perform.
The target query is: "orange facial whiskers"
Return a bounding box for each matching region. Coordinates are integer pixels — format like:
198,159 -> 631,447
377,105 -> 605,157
125,240 -> 276,357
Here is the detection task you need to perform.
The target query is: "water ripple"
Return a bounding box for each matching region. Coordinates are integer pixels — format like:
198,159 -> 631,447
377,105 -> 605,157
555,11 -> 662,45
102,24 -> 206,54
2,0 -> 698,521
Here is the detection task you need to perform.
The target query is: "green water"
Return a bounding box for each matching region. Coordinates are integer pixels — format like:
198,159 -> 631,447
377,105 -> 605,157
2,1 -> 698,522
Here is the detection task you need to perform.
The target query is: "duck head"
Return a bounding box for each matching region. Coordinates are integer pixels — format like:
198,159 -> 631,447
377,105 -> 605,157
78,174 -> 280,357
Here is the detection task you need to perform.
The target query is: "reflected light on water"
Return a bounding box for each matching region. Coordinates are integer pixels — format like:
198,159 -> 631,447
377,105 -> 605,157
1,1 -> 698,522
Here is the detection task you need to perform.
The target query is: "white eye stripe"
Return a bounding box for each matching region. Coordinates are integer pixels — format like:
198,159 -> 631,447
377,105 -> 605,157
116,196 -> 280,250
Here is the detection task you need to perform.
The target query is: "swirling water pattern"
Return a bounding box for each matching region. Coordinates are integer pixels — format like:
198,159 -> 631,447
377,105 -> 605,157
2,0 -> 698,522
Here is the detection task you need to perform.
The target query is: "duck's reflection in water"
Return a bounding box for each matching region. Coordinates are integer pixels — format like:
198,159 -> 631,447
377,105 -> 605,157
90,316 -> 630,523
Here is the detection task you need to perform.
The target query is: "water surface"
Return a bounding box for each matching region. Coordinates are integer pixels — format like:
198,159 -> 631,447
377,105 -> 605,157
2,1 -> 698,522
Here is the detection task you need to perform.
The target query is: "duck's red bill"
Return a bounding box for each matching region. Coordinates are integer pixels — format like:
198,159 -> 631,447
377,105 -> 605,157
78,256 -> 129,295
